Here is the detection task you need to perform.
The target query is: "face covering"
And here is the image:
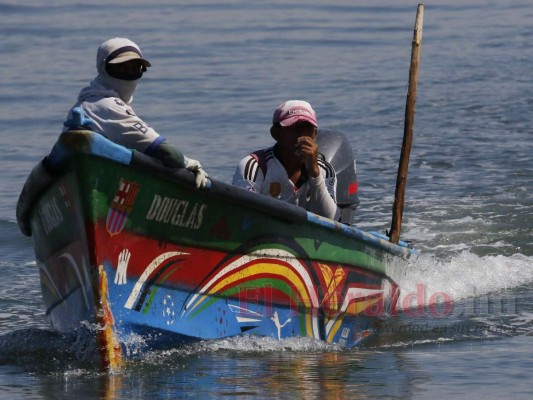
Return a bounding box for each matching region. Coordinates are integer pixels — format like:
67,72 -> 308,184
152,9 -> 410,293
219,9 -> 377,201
93,38 -> 151,104
96,57 -> 139,104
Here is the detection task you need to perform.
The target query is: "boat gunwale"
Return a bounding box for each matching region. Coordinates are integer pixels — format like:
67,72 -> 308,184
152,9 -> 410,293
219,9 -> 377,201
18,130 -> 415,261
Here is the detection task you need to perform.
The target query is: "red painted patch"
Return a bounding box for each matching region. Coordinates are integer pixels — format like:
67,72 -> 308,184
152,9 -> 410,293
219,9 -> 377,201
348,181 -> 358,195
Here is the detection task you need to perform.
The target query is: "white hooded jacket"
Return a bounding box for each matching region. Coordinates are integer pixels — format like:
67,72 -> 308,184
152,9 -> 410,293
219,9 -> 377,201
60,38 -> 209,188
63,38 -> 164,155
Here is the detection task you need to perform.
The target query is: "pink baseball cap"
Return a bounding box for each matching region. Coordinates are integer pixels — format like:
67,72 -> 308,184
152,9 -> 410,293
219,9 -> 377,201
272,100 -> 318,128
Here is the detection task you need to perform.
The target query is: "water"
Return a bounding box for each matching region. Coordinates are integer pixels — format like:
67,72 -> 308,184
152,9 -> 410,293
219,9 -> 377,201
1,0 -> 532,398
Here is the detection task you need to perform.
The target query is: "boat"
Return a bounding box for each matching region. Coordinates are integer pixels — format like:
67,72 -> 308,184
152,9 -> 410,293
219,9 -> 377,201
16,108 -> 415,370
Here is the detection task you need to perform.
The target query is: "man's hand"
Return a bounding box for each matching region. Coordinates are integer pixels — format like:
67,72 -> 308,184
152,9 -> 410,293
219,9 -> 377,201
295,136 -> 320,177
184,157 -> 210,189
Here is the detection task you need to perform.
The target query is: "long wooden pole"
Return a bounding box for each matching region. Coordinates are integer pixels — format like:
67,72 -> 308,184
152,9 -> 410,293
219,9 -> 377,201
389,4 -> 424,244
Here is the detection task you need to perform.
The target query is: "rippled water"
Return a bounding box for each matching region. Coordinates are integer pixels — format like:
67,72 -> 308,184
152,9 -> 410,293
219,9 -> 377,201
1,1 -> 532,399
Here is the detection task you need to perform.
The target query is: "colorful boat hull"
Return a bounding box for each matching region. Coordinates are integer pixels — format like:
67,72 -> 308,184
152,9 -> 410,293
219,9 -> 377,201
18,130 -> 412,369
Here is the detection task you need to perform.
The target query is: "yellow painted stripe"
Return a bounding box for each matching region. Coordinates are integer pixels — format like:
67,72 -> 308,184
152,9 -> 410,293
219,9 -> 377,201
327,317 -> 344,343
190,261 -> 313,313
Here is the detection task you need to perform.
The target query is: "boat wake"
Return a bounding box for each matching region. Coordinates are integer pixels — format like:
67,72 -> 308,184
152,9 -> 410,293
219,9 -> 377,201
392,251 -> 533,309
137,336 -> 341,366
370,250 -> 533,348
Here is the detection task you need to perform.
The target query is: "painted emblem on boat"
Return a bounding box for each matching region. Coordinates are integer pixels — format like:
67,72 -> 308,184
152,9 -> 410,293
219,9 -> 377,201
114,248 -> 131,285
271,311 -> 291,340
106,179 -> 140,236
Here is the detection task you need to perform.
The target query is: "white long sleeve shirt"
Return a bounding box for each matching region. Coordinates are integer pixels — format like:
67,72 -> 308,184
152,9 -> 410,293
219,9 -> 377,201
233,147 -> 340,220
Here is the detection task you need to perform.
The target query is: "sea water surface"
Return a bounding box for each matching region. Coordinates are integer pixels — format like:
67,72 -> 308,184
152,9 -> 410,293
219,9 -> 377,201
0,0 -> 532,399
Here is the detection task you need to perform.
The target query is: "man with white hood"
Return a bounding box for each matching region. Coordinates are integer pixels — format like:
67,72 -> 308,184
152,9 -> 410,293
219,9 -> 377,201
63,37 -> 208,188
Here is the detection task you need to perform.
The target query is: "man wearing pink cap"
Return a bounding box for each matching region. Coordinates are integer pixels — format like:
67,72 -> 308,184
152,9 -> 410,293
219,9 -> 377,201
232,100 -> 340,220
62,38 -> 208,188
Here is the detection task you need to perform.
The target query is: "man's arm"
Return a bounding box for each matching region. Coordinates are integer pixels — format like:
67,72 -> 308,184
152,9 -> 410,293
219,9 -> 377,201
232,155 -> 262,192
150,140 -> 186,168
308,160 -> 340,220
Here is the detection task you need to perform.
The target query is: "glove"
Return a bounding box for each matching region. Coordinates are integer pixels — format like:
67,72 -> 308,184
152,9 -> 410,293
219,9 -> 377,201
184,157 -> 209,189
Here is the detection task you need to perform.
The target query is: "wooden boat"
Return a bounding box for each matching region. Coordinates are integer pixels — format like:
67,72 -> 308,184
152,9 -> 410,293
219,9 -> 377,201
16,109 -> 414,369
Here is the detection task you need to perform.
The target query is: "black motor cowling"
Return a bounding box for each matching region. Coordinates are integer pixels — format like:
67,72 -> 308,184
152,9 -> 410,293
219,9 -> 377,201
316,129 -> 359,224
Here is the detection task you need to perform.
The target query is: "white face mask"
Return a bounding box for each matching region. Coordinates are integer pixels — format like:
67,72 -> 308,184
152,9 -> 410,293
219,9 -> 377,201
96,58 -> 139,104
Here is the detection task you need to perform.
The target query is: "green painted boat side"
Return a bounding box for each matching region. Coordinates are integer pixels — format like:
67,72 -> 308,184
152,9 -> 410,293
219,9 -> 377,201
65,154 -> 407,277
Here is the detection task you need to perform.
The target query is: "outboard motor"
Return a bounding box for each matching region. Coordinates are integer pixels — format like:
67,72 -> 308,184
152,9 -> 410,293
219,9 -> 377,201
316,129 -> 359,224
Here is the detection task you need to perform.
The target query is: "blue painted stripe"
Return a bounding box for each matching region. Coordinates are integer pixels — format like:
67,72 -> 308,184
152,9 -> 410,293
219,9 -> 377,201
306,212 -> 415,258
368,231 -> 413,249
89,133 -> 133,165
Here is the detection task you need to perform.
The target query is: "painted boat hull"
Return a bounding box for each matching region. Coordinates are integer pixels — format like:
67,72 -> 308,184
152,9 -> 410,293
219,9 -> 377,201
18,130 -> 412,369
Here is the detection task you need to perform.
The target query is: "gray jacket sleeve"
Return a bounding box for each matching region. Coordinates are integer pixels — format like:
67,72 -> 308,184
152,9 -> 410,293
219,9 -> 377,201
150,140 -> 186,168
